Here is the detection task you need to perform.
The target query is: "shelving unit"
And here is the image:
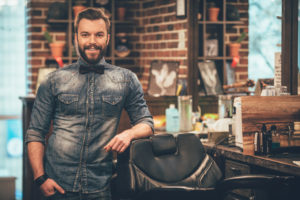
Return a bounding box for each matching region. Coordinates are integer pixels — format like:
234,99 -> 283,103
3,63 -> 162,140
46,0 -> 137,71
188,0 -> 245,109
198,0 -> 243,85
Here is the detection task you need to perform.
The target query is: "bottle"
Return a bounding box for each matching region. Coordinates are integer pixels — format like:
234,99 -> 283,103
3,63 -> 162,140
261,124 -> 267,155
271,125 -> 280,150
266,129 -> 272,154
254,132 -> 261,155
166,104 -> 180,133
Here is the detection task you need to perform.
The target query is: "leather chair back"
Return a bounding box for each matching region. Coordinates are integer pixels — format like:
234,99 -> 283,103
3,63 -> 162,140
115,133 -> 222,199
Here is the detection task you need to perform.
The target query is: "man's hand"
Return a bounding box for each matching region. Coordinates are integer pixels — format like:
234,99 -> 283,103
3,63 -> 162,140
40,178 -> 65,197
104,130 -> 133,153
104,123 -> 153,153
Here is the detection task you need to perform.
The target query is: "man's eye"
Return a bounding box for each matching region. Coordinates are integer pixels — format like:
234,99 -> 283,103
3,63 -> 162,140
96,33 -> 104,37
81,33 -> 89,37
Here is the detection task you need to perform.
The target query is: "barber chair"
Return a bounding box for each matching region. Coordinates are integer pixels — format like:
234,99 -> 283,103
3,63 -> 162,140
112,133 -> 298,200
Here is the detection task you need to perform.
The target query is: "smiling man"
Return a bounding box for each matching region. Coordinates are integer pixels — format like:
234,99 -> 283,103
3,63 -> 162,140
26,8 -> 154,200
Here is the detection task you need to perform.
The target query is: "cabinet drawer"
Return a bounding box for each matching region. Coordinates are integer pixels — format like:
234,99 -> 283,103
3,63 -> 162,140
225,159 -> 250,178
225,160 -> 253,199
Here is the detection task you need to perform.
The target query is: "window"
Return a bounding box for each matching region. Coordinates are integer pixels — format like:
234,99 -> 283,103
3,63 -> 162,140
0,0 -> 27,199
248,0 -> 282,82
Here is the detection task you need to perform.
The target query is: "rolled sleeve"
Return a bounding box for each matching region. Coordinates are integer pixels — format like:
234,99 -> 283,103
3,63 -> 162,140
125,72 -> 154,132
25,73 -> 55,144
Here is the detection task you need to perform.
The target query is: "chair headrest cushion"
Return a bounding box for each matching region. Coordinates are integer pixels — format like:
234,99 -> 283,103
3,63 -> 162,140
152,134 -> 177,156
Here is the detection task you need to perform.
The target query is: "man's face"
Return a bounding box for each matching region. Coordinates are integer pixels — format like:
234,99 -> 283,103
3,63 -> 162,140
75,18 -> 110,64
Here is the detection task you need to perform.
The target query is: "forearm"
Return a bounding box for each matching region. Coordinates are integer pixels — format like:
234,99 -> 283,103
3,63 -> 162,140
104,123 -> 153,153
27,142 -> 45,179
123,123 -> 153,140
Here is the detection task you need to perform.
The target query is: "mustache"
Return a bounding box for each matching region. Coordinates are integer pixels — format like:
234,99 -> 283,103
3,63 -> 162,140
84,44 -> 102,50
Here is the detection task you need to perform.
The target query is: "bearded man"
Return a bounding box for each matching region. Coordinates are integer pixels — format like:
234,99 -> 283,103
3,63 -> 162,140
26,8 -> 154,200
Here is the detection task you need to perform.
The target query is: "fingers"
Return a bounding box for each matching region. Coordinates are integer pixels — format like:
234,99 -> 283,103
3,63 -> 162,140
54,182 -> 65,194
41,178 -> 65,197
104,136 -> 129,153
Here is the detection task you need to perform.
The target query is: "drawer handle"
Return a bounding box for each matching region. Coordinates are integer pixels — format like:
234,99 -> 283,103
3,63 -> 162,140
230,167 -> 241,174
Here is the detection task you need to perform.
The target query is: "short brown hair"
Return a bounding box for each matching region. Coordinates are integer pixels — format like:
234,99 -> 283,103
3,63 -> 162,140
74,7 -> 111,34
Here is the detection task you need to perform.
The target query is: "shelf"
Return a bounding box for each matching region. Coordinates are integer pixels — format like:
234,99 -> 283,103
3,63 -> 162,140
198,20 -> 244,25
198,56 -> 236,60
113,20 -> 135,24
47,19 -> 70,24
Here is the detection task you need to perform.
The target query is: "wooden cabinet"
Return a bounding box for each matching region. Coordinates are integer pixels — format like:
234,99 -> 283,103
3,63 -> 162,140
225,159 -> 255,199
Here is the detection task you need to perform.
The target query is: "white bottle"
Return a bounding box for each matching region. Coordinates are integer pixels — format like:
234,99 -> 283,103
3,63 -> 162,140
166,104 -> 180,133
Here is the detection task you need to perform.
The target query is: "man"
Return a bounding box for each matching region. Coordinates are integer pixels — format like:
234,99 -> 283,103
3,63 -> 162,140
26,8 -> 154,200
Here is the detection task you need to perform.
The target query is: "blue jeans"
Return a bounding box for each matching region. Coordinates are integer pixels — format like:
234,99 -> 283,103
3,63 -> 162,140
47,187 -> 111,200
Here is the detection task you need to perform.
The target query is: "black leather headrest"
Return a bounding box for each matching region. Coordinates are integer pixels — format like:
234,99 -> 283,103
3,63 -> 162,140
152,134 -> 177,156
129,133 -> 206,182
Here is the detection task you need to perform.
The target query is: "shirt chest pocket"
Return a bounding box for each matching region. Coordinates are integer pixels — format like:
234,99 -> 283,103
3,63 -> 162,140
57,94 -> 79,115
102,95 -> 123,117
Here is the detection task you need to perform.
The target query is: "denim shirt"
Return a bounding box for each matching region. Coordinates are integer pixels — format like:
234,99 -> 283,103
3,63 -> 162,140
26,58 -> 154,193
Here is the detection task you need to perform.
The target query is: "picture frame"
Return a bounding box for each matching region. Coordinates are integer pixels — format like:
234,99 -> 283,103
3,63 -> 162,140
148,60 -> 179,97
198,61 -> 223,96
35,67 -> 57,94
205,39 -> 218,56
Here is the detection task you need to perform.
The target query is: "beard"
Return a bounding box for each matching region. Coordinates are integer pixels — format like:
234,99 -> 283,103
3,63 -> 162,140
76,38 -> 108,65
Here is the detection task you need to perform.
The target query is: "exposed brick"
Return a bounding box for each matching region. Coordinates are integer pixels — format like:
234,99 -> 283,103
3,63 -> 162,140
235,66 -> 248,72
158,0 -> 173,6
240,12 -> 249,18
156,34 -> 163,40
28,42 -> 42,49
28,67 -> 40,74
167,6 -> 176,13
241,43 -> 248,49
28,34 -> 45,41
179,68 -> 188,75
28,59 -> 43,65
164,15 -> 176,22
146,26 -> 153,32
146,8 -> 159,17
136,27 -> 145,33
236,4 -> 248,11
238,74 -> 248,80
31,51 -> 51,57
28,26 -> 42,33
239,58 -> 248,65
160,42 -> 167,49
55,35 -> 66,41
167,24 -> 173,31
159,7 -> 168,14
239,51 -> 248,57
143,1 -> 155,9
167,42 -> 178,48
146,43 -> 153,49
150,16 -> 163,24
30,10 -> 42,17
153,26 -> 160,32
28,18 -> 46,25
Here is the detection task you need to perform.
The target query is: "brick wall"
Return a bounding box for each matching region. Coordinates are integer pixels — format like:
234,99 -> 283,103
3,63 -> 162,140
127,0 -> 188,91
26,0 -> 248,94
27,0 -> 66,94
226,0 -> 249,82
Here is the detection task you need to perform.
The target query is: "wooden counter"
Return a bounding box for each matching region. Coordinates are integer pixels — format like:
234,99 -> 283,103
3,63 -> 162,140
203,142 -> 300,177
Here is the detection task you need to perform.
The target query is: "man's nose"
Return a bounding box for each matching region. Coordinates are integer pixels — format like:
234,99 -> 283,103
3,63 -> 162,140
89,35 -> 96,44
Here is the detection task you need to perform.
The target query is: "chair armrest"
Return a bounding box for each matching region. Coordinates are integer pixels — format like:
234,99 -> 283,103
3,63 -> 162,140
216,174 -> 297,200
217,174 -> 293,190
